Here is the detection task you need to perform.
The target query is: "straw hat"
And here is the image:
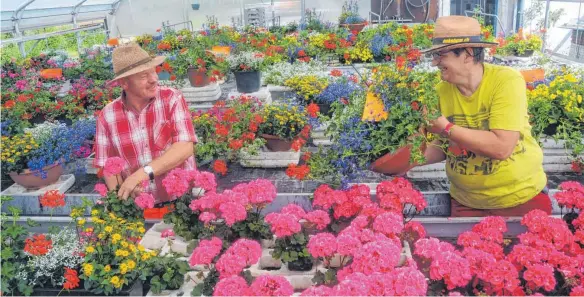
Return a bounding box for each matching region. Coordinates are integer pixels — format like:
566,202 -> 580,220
422,16 -> 498,53
110,43 -> 166,82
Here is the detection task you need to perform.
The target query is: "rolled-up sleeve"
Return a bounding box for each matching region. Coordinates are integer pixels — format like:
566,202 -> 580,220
170,92 -> 198,143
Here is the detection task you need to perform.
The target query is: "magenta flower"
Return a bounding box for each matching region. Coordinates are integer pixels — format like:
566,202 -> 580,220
305,210 -> 331,230
249,275 -> 294,296
135,192 -> 155,209
189,237 -> 222,267
372,212 -> 404,236
161,229 -> 175,238
162,168 -> 190,197
199,212 -> 217,224
94,183 -> 108,197
265,213 -> 302,238
280,204 -> 307,220
214,276 -> 250,296
307,232 -> 337,258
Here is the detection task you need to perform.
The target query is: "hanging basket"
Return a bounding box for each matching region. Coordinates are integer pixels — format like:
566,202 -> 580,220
341,22 -> 367,33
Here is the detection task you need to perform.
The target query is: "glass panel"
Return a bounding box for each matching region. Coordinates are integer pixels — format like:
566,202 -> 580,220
26,0 -> 80,10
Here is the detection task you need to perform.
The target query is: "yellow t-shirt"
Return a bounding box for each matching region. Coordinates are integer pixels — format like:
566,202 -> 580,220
436,63 -> 547,209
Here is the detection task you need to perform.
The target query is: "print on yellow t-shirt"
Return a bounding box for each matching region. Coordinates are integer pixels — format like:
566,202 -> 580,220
436,63 -> 547,209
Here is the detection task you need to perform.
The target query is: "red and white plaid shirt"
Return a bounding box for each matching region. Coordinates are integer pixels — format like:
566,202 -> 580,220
94,86 -> 197,203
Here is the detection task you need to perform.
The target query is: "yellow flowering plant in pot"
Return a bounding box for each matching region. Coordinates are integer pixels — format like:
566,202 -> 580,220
258,103 -> 310,152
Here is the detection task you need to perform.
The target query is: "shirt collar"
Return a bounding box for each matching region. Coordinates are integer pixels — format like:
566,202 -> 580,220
119,87 -> 159,114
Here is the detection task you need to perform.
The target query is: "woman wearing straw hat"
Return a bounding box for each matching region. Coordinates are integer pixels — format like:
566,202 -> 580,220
410,16 -> 551,217
94,43 -> 198,203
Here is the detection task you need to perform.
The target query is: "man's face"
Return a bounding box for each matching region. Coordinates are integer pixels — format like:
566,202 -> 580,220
431,49 -> 468,84
121,68 -> 158,100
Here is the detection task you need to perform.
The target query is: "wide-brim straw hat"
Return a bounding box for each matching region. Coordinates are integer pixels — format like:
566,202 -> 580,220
109,43 -> 166,82
422,16 -> 498,54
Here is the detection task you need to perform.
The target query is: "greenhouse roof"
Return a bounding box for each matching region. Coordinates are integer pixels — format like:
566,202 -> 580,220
0,0 -> 123,33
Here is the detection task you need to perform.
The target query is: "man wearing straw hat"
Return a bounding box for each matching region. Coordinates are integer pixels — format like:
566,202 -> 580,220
94,43 -> 197,203
412,16 -> 550,217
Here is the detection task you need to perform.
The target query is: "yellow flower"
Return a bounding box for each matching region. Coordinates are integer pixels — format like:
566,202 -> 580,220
141,253 -> 151,261
109,213 -> 116,219
83,263 -> 94,277
85,246 -> 95,253
91,210 -> 99,216
70,209 -> 83,218
110,276 -> 123,288
115,249 -> 126,257
138,245 -> 145,252
138,227 -> 146,234
126,260 -> 136,270
120,263 -> 128,274
121,241 -> 129,248
104,226 -> 113,233
112,233 -> 122,244
77,219 -> 86,226
128,244 -> 137,253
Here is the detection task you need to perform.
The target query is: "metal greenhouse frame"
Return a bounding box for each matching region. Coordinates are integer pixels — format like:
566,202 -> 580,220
0,0 -> 124,56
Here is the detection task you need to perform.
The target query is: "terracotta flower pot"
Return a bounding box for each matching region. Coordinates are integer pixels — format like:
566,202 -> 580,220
187,67 -> 211,87
370,143 -> 426,175
9,163 -> 64,189
341,22 -> 367,33
261,134 -> 293,152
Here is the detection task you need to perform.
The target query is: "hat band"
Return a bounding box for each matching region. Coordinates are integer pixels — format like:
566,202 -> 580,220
115,56 -> 154,77
433,35 -> 482,45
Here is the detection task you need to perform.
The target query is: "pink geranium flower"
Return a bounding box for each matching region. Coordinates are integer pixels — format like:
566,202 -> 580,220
94,183 -> 108,197
214,276 -> 250,296
161,229 -> 175,238
189,237 -> 222,267
103,157 -> 125,176
307,232 -> 337,258
134,192 -> 155,209
372,212 -> 404,236
199,212 -> 217,224
265,212 -> 302,237
249,275 -> 294,296
305,210 -> 331,230
162,168 -> 190,197
281,204 -> 307,220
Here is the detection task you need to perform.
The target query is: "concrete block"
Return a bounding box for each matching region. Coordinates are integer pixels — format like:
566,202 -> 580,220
260,248 -> 282,269
150,222 -> 175,233
140,232 -> 167,251
169,236 -> 195,256
184,271 -> 209,287
239,148 -> 300,168
312,139 -> 333,146
1,174 -> 75,196
181,83 -> 221,102
228,87 -> 272,104
247,262 -> 320,290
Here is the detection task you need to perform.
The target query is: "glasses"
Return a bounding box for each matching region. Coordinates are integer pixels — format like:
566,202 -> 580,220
426,50 -> 452,60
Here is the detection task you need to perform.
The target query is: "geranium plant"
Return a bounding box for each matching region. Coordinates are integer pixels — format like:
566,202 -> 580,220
192,95 -> 266,170
494,28 -> 543,56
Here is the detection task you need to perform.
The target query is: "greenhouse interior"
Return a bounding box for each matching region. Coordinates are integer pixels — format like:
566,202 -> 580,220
1,0 -> 584,296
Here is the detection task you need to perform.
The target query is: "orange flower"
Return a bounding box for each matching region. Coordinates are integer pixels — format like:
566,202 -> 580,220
107,38 -> 119,46
301,152 -> 312,162
307,103 -> 320,118
213,160 -> 228,176
286,164 -> 310,180
63,267 -> 80,290
291,138 -> 306,152
330,69 -> 342,77
39,190 -> 65,208
24,234 -> 52,256
4,100 -> 15,109
170,75 -> 176,81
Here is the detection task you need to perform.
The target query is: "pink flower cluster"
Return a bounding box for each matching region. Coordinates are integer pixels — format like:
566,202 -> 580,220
372,212 -> 404,236
189,237 -> 222,267
160,229 -> 175,238
216,239 -> 261,278
94,183 -> 108,197
249,275 -> 294,296
190,190 -> 248,226
162,168 -> 218,198
312,184 -> 372,219
214,276 -> 250,296
555,181 -> 584,210
134,192 -> 155,209
304,210 -> 331,230
376,177 -> 427,214
264,212 -> 301,237
232,179 -> 276,205
307,232 -> 337,258
351,239 -> 402,275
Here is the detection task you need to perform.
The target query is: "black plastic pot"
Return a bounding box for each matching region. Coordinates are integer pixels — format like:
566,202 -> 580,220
514,49 -> 534,57
287,257 -> 314,271
316,103 -> 333,117
543,123 -> 558,136
31,280 -> 142,296
234,71 -> 261,93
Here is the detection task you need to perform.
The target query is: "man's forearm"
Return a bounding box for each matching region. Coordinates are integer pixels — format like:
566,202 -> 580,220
423,139 -> 447,165
104,174 -> 120,191
449,126 -> 513,160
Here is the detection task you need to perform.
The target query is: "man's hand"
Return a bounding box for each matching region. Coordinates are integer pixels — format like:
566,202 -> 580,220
427,116 -> 450,135
118,170 -> 147,200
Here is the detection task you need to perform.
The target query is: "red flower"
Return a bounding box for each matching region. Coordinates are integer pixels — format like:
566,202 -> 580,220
242,132 -> 256,142
229,139 -> 244,150
343,52 -> 351,61
17,94 -> 29,102
396,56 -> 406,69
571,160 -> 583,174
291,138 -> 306,152
215,124 -> 229,137
170,75 -> 176,81
197,58 -> 206,67
300,125 -> 311,139
348,75 -> 359,83
4,100 -> 15,109
63,267 -> 80,290
307,103 -> 320,118
286,164 -> 310,180
301,152 -> 312,162
24,234 -> 52,256
213,160 -> 228,176
330,69 -> 342,77
39,190 -> 65,208
298,50 -> 307,57
411,101 -> 420,111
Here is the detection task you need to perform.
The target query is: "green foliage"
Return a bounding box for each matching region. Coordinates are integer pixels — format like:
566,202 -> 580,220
141,255 -> 189,294
1,196 -> 36,296
163,194 -> 207,241
271,233 -> 311,264
231,211 -> 272,241
192,268 -> 219,296
100,187 -> 144,222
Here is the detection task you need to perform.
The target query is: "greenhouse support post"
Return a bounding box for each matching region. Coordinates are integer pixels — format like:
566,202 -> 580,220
542,0 -> 551,52
12,0 -> 36,57
73,0 -> 89,55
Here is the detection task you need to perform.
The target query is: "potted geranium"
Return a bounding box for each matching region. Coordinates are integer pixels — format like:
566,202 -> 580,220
338,0 -> 367,33
192,95 -> 266,172
258,103 -> 310,152
227,51 -> 265,93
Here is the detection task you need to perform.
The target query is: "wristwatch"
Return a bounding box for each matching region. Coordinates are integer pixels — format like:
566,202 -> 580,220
143,165 -> 155,181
